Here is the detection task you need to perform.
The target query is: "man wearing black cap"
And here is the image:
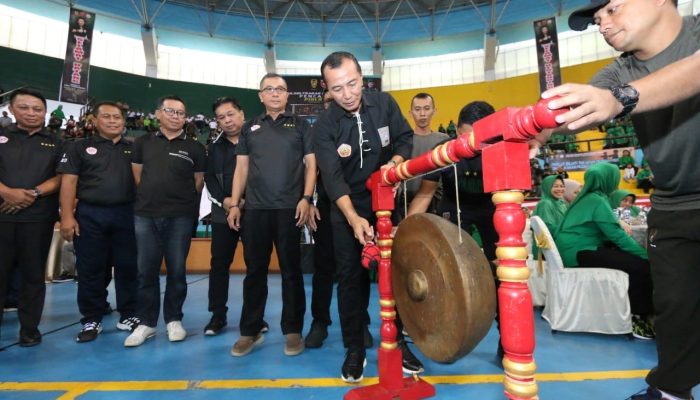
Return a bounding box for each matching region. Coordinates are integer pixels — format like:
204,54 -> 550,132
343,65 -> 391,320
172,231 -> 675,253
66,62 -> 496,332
538,1 -> 700,399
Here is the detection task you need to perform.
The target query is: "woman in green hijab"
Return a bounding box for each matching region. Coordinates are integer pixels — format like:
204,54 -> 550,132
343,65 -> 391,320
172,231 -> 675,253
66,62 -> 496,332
555,162 -> 654,339
609,189 -> 641,217
533,175 -> 568,234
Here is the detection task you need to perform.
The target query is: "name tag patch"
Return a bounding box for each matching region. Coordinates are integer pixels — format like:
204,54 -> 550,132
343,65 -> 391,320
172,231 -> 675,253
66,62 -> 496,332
86,147 -> 97,155
0,136 -> 8,144
378,126 -> 390,147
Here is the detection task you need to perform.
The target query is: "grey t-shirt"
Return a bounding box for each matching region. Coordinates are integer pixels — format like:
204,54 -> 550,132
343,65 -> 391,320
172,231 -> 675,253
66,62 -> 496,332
590,14 -> 700,211
404,131 -> 449,200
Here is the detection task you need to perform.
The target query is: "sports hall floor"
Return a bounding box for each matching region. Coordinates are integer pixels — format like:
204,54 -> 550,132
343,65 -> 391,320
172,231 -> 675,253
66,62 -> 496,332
0,274 -> 694,400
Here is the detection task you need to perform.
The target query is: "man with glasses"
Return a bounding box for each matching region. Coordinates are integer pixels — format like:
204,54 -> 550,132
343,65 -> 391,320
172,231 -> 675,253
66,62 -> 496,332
0,88 -> 62,347
313,52 -> 421,383
124,95 -> 206,347
227,73 -> 316,357
58,101 -> 139,343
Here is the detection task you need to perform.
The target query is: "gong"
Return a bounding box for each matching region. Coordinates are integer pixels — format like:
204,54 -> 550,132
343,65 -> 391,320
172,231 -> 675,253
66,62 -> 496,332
392,213 -> 497,363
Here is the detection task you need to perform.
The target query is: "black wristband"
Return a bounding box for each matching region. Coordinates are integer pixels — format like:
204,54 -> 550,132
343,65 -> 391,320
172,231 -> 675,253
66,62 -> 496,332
302,195 -> 313,204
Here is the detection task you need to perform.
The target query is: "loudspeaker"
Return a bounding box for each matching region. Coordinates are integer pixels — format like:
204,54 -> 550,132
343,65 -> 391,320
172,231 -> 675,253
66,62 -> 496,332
484,34 -> 498,81
141,25 -> 158,78
264,48 -> 276,74
372,49 -> 384,76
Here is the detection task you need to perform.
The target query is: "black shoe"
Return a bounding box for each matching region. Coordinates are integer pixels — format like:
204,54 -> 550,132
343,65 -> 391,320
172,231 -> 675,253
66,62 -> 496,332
52,272 -> 75,283
76,322 -> 103,343
19,329 -> 42,347
304,320 -> 328,348
341,349 -> 367,383
204,317 -> 227,336
363,325 -> 373,349
261,320 -> 269,334
399,339 -> 424,374
117,316 -> 141,332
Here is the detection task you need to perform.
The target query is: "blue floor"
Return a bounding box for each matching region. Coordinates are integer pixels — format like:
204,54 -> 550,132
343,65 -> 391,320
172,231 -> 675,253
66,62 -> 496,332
0,274 -> 694,400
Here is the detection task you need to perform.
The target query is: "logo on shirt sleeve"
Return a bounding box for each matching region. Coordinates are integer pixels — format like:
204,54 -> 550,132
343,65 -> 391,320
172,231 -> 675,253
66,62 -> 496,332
86,147 -> 97,155
251,124 -> 261,132
0,136 -> 8,144
337,143 -> 352,158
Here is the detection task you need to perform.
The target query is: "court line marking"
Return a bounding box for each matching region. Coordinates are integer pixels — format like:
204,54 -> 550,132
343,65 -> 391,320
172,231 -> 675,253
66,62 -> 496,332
0,369 -> 650,399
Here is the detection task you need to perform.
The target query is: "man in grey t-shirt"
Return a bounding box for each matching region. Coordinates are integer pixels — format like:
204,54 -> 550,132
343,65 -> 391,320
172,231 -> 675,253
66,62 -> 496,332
537,1 -> 700,399
397,93 -> 447,217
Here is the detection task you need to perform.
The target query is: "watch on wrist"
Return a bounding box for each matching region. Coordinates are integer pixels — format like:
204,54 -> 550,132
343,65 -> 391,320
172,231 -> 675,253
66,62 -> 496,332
302,195 -> 313,204
609,83 -> 639,119
31,187 -> 42,198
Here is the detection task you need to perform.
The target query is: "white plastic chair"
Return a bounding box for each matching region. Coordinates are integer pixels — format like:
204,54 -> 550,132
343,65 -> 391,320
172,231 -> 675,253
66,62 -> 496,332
523,218 -> 546,307
530,216 -> 632,334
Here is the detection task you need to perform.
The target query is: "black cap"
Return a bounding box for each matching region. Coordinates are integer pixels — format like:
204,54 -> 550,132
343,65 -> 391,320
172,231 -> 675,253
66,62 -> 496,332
568,0 -> 609,31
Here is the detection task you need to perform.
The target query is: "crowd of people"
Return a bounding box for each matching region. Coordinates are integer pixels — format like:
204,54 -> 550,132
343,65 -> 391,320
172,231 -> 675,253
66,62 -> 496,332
1,0 -> 699,397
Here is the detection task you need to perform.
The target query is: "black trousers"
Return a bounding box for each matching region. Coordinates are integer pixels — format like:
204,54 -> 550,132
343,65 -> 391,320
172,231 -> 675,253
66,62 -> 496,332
438,199 -> 498,262
333,221 -> 371,350
74,202 -> 138,324
208,222 -> 240,320
644,209 -> 700,398
577,247 -> 653,316
310,198 -> 335,326
240,209 -> 305,336
0,221 -> 54,333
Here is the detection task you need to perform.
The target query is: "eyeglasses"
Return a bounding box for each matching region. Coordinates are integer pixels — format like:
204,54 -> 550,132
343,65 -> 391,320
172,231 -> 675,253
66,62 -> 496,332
160,107 -> 186,117
261,86 -> 288,94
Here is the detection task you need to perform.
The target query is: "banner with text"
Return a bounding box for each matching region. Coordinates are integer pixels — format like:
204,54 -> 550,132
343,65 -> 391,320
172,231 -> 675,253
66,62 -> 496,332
534,17 -> 561,94
547,147 -> 636,171
284,76 -> 381,126
59,8 -> 95,104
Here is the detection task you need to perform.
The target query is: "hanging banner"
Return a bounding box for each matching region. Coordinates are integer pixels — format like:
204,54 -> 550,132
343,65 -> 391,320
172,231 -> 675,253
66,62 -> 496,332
534,17 -> 561,94
59,8 -> 96,104
284,75 -> 381,126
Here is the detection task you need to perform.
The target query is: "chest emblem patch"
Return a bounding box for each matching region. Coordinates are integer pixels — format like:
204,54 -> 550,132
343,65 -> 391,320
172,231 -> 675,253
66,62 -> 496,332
86,147 -> 97,155
0,136 -> 7,144
251,124 -> 261,132
337,143 -> 352,158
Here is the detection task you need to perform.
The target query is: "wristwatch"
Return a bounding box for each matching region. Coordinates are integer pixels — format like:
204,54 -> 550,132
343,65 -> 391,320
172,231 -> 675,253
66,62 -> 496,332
609,83 -> 639,119
31,187 -> 42,198
302,195 -> 313,204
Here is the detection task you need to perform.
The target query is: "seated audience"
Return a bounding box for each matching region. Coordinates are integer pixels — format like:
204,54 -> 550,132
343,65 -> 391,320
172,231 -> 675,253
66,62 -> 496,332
563,179 -> 581,204
636,164 -> 654,194
609,189 -> 641,218
554,162 -> 654,340
532,175 -> 568,235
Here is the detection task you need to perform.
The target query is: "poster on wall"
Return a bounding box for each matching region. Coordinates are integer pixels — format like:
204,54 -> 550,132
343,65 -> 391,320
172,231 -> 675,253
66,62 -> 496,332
547,147 -> 636,171
533,17 -> 561,94
284,76 -> 382,126
59,8 -> 96,104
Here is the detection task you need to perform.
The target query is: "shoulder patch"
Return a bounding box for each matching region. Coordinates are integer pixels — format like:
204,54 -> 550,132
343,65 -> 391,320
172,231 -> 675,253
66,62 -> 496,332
337,143 -> 352,158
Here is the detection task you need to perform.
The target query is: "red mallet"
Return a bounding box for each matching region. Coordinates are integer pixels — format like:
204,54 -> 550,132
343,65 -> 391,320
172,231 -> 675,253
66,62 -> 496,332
361,241 -> 381,270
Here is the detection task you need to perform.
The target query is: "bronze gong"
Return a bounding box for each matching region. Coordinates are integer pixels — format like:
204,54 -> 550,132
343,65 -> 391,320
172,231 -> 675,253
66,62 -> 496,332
392,213 -> 497,363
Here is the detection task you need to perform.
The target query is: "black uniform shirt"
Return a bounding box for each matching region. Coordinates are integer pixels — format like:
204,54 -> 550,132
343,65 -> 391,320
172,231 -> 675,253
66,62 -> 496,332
132,130 -> 207,218
313,91 -> 413,221
236,111 -> 313,210
57,134 -> 135,205
204,135 -> 237,224
0,124 -> 62,223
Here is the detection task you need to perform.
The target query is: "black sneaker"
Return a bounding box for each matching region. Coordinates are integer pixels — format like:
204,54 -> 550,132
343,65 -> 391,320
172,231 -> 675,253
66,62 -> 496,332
399,339 -> 424,374
632,315 -> 655,340
204,317 -> 227,336
363,325 -> 373,349
304,320 -> 328,348
341,349 -> 367,383
19,329 -> 42,347
76,322 -> 102,343
261,320 -> 270,334
52,272 -> 75,283
117,317 -> 141,332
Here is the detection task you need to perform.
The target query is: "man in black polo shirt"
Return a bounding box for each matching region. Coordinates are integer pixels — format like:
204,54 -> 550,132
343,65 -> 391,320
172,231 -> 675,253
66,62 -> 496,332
203,96 -> 269,336
124,95 -> 206,347
58,101 -> 139,343
0,88 -> 62,347
313,52 -> 421,382
227,73 -> 316,357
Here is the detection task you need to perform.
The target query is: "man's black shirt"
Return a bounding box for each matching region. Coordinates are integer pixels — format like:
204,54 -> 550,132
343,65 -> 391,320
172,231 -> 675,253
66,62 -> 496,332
132,131 -> 207,218
0,125 -> 62,223
205,135 -> 237,224
236,111 -> 313,210
57,134 -> 135,205
313,91 -> 412,221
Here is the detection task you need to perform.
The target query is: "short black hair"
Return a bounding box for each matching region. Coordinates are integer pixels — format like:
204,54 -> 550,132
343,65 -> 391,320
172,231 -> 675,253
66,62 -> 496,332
92,101 -> 125,117
212,97 -> 243,114
320,51 -> 362,81
458,101 -> 495,127
411,92 -> 435,108
10,88 -> 47,108
259,73 -> 286,90
157,95 -> 186,110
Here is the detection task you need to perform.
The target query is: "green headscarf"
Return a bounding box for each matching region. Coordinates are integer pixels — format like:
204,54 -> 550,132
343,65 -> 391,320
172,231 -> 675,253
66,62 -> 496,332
561,162 -> 620,226
533,175 -> 568,233
608,189 -> 640,217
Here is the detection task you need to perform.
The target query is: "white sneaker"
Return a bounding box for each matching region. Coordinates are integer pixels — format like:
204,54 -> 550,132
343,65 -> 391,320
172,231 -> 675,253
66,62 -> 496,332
124,325 -> 156,347
167,321 -> 187,342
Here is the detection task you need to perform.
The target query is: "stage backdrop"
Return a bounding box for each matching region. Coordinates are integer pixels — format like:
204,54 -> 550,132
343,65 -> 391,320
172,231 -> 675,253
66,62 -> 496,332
59,8 -> 95,104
